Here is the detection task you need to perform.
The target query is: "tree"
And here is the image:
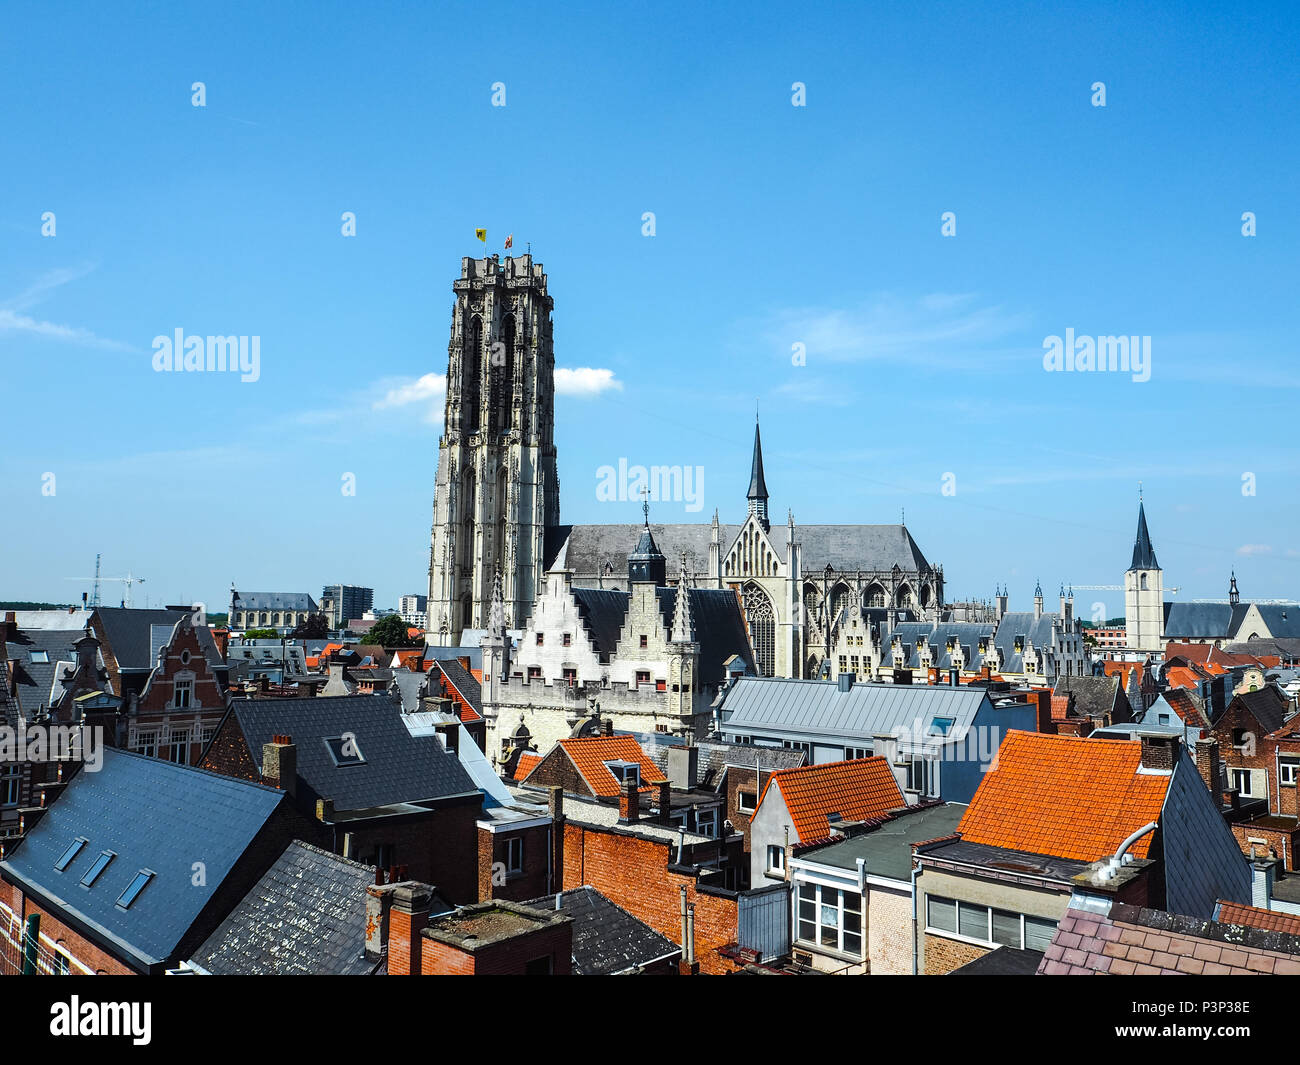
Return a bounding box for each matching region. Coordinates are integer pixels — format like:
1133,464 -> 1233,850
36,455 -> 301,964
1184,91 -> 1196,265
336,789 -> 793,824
367,614 -> 421,648
292,612 -> 331,639
243,628 -> 280,640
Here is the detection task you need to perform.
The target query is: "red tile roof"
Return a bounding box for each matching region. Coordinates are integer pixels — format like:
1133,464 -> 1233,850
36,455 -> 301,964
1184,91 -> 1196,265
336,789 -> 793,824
957,731 -> 1172,862
756,758 -> 907,844
557,735 -> 667,797
513,752 -> 542,783
1216,900 -> 1300,936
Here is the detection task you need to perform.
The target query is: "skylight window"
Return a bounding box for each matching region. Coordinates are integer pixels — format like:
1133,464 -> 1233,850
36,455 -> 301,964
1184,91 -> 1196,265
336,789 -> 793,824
117,870 -> 155,909
80,851 -> 115,887
930,717 -> 955,737
324,735 -> 366,766
30,651 -> 49,664
54,838 -> 87,872
605,760 -> 641,787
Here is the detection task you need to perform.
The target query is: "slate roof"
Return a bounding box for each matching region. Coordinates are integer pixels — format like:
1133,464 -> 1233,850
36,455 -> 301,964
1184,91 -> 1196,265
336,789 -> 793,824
1253,605 -> 1300,640
1130,501 -> 1159,570
221,692 -> 479,813
1163,602 -> 1233,639
545,522 -> 931,577
557,735 -> 667,797
94,607 -> 190,671
433,657 -> 482,716
0,748 -> 285,971
4,628 -> 99,713
720,675 -> 989,745
991,611 -> 1063,674
1053,674 -> 1126,720
231,592 -> 319,612
629,732 -> 806,791
1039,903 -> 1300,975
886,621 -> 996,672
757,757 -> 907,844
567,586 -> 755,685
950,945 -> 1046,975
189,841 -> 380,975
1229,687 -> 1289,735
957,732 -> 1171,862
521,886 -> 679,975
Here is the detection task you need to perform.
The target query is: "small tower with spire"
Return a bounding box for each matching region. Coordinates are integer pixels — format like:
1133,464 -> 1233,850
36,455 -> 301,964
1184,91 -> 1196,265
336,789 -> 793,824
667,554 -> 702,737
1229,570 -> 1240,606
627,496 -> 667,586
1124,488 -> 1165,652
480,569 -> 509,743
1034,579 -> 1044,621
747,416 -> 770,532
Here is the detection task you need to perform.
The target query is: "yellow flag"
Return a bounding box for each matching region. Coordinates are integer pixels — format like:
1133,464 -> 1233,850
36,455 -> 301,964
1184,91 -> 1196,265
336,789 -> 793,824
475,228 -> 487,243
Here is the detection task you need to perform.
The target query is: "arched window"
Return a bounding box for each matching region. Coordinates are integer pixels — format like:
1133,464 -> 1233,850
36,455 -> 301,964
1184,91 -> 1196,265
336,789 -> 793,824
465,315 -> 483,434
744,583 -> 776,677
896,585 -> 912,608
493,314 -> 515,433
865,583 -> 886,608
1140,574 -> 1148,590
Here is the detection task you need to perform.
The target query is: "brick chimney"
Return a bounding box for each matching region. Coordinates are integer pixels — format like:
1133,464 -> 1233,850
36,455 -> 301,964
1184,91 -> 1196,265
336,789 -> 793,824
603,718 -> 613,737
1051,693 -> 1072,723
1195,738 -> 1224,801
388,882 -> 438,976
548,785 -> 564,823
658,780 -> 672,825
1139,734 -> 1179,772
365,880 -> 398,962
618,779 -> 640,824
262,735 -> 297,796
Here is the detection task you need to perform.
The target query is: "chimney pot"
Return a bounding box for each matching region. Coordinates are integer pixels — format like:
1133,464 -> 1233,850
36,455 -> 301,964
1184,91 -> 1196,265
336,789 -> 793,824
618,779 -> 640,824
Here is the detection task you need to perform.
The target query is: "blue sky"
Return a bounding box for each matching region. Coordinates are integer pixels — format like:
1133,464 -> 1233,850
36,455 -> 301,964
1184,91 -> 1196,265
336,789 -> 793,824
2,0 -> 1297,617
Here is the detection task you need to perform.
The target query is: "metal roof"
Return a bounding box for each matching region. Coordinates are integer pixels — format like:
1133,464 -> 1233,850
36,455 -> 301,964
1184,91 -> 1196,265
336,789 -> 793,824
720,676 -> 989,742
796,803 -> 967,881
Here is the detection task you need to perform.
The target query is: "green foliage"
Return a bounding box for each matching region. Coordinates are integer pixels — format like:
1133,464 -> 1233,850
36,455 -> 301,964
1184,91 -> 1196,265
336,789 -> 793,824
243,628 -> 281,639
366,614 -> 420,648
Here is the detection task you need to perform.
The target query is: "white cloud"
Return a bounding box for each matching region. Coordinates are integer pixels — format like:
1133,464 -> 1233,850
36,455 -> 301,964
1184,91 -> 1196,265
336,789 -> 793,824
0,265 -> 133,351
754,293 -> 1030,369
555,367 -> 622,397
371,372 -> 447,425
1237,544 -> 1273,556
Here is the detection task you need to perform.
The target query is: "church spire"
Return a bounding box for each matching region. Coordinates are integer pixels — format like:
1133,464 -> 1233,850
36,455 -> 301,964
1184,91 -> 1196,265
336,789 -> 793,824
747,416 -> 770,532
671,554 -> 694,643
1229,569 -> 1240,606
1130,498 -> 1159,571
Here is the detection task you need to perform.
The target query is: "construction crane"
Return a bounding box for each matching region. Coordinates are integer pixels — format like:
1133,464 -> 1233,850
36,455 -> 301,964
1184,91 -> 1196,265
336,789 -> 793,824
65,560 -> 146,609
1072,585 -> 1180,595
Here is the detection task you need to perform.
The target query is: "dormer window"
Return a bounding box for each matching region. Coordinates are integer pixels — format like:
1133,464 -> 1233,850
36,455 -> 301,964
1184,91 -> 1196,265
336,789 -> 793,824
605,760 -> 641,788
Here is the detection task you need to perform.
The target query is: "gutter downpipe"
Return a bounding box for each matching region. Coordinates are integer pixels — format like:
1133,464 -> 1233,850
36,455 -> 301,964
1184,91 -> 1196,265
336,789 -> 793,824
911,858 -> 920,976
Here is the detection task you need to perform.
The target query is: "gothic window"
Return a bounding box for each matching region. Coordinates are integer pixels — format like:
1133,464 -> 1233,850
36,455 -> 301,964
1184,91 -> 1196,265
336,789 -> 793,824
466,315 -> 483,434
896,585 -> 912,608
802,584 -> 819,633
865,584 -> 886,608
829,583 -> 850,625
1140,574 -> 1148,590
493,314 -> 516,434
744,583 -> 776,678
920,585 -> 932,610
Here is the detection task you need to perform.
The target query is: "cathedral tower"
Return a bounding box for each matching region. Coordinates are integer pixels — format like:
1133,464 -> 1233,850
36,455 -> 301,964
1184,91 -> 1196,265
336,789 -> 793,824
427,255 -> 559,645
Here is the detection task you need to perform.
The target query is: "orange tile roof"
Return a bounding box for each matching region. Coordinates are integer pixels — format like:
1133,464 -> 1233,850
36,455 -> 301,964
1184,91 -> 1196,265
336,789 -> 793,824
757,758 -> 907,844
1216,900 -> 1300,936
1100,660 -> 1144,688
557,735 -> 667,797
392,649 -> 424,671
957,731 -> 1172,862
513,752 -> 542,782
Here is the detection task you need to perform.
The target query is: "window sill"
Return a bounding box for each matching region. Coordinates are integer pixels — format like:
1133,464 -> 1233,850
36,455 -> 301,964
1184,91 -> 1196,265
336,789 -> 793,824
793,938 -> 863,963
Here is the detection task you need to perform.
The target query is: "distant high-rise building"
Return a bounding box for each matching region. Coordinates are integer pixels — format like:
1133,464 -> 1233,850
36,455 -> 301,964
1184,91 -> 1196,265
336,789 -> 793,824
320,584 -> 374,629
399,594 -> 428,628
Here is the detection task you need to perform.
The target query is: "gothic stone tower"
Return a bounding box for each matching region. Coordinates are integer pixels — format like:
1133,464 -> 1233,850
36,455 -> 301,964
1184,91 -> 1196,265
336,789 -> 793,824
427,254 -> 559,645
